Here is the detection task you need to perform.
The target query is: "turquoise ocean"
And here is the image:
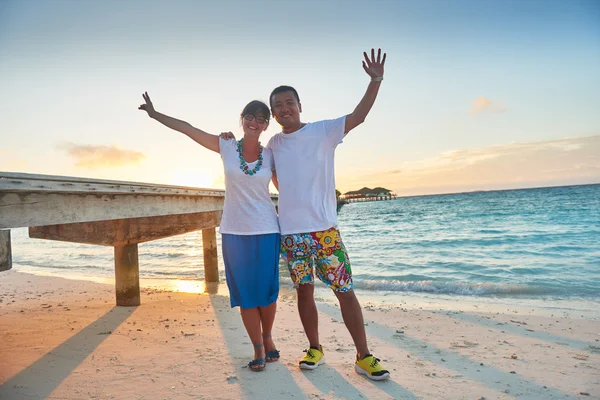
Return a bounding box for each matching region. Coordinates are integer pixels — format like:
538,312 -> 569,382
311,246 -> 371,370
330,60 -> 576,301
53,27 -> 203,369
8,184 -> 600,313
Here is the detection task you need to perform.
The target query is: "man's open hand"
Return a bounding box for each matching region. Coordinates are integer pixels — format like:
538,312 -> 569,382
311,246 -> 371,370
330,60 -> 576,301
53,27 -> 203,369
363,48 -> 386,79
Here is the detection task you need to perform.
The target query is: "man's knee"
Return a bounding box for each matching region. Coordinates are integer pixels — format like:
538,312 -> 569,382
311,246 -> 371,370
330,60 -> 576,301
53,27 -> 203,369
334,289 -> 357,303
297,283 -> 314,299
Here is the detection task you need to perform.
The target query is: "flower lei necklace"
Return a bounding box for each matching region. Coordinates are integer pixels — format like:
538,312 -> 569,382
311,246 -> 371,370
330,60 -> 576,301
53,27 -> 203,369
237,139 -> 263,176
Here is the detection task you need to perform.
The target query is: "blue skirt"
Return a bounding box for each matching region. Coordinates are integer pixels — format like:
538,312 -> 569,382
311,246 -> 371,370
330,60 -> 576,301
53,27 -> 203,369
221,233 -> 280,309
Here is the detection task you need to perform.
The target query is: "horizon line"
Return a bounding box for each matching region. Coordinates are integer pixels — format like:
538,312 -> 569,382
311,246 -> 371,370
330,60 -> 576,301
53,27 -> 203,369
391,181 -> 600,200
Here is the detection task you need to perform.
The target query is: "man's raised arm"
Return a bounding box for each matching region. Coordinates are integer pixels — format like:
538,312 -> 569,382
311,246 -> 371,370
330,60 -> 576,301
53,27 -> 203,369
344,48 -> 387,135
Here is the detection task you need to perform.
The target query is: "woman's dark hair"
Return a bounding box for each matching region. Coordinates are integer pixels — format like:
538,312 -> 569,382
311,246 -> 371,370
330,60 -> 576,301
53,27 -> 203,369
240,100 -> 270,124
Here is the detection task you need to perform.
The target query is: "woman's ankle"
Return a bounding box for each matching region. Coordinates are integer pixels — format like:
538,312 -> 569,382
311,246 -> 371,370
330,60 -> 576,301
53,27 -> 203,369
253,343 -> 265,358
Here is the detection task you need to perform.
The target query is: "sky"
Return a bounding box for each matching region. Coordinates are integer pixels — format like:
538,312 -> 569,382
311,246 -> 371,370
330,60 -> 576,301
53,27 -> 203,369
1,0 -> 599,196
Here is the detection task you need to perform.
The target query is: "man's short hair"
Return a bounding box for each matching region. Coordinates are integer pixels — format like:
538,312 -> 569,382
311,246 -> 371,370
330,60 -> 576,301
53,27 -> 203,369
269,86 -> 300,109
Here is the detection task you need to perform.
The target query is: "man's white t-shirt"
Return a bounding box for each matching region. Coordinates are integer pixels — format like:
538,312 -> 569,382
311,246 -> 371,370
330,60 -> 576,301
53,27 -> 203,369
266,116 -> 345,235
218,138 -> 280,235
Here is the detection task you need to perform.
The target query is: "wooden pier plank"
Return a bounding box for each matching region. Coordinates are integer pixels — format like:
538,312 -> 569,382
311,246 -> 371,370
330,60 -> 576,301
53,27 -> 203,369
1,192 -> 225,229
28,211 -> 222,246
0,171 -> 224,196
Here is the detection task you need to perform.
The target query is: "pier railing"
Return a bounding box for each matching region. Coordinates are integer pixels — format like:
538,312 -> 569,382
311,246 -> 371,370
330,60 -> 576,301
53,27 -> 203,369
0,171 -> 250,306
339,194 -> 397,203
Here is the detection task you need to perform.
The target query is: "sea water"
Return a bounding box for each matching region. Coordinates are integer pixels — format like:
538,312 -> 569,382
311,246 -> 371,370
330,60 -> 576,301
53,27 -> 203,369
8,184 -> 600,313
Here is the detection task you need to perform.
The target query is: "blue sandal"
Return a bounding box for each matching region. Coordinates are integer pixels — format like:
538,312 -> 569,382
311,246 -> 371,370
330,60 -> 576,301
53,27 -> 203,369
265,349 -> 280,362
248,343 -> 265,372
263,334 -> 280,362
248,357 -> 265,372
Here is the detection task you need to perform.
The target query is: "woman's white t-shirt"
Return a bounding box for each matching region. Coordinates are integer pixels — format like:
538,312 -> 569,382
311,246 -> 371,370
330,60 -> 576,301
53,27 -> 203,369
218,137 -> 280,235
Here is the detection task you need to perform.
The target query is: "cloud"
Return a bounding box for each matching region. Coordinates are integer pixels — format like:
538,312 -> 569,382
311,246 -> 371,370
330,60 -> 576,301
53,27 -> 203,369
58,142 -> 146,169
337,135 -> 600,196
470,97 -> 506,114
438,137 -> 588,165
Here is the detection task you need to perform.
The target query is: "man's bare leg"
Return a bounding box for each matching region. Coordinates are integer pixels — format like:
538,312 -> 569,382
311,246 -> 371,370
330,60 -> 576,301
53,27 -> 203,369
335,290 -> 369,358
297,283 -> 320,347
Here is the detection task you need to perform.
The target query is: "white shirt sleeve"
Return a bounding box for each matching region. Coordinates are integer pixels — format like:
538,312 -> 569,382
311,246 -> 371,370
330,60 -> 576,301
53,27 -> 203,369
323,116 -> 346,147
266,147 -> 275,171
265,135 -> 275,150
219,137 -> 235,158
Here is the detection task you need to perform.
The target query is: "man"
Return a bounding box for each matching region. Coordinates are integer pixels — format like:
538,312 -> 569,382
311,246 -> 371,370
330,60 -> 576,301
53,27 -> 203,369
267,48 -> 389,380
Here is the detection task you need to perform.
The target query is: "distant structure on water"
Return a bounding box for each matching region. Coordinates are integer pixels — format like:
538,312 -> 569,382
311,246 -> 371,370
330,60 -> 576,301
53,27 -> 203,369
339,187 -> 397,203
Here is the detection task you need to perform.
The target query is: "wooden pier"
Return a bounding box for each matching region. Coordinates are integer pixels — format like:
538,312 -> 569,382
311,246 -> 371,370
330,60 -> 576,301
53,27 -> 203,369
0,171 -> 244,306
339,187 -> 397,204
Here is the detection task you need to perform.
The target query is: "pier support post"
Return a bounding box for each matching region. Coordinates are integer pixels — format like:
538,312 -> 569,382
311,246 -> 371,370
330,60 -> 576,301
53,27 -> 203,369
114,244 -> 140,306
0,230 -> 11,272
202,227 -> 219,282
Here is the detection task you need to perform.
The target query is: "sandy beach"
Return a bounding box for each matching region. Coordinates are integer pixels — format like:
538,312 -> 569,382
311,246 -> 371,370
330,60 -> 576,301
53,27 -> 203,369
1,271 -> 599,400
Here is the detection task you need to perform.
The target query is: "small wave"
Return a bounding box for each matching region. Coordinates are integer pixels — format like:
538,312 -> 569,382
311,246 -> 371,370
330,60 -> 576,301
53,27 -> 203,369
397,232 -> 581,249
543,245 -> 588,252
506,266 -> 549,275
72,253 -> 108,260
163,252 -> 188,259
354,279 -> 554,296
478,229 -> 505,234
148,270 -> 204,277
14,260 -> 110,271
141,243 -> 199,249
141,252 -> 190,260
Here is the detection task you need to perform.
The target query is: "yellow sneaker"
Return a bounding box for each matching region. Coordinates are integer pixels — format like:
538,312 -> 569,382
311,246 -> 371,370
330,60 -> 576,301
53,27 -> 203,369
299,346 -> 325,370
355,354 -> 390,381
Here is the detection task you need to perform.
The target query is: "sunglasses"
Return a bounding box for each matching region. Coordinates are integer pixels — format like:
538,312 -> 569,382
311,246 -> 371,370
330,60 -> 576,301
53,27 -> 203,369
243,114 -> 268,124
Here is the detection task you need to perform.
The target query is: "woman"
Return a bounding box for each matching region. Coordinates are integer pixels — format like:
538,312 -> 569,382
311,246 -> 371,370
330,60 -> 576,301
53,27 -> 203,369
139,92 -> 280,372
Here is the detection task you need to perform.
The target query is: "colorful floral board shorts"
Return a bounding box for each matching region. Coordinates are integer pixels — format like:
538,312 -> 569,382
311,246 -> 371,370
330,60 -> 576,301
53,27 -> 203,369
280,227 -> 353,292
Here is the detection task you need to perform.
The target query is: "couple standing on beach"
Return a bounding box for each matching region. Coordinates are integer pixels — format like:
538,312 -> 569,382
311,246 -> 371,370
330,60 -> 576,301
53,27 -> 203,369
139,49 -> 390,381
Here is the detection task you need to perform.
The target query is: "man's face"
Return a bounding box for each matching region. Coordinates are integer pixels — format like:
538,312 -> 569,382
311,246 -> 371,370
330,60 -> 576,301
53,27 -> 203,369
270,91 -> 302,128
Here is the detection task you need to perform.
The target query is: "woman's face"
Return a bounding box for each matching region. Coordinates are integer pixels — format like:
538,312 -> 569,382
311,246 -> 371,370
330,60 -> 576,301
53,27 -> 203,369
242,112 -> 269,138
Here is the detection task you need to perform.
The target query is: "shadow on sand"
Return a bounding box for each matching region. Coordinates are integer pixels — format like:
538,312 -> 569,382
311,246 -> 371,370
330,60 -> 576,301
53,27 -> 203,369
0,306 -> 133,399
209,293 -> 417,399
317,302 -> 573,399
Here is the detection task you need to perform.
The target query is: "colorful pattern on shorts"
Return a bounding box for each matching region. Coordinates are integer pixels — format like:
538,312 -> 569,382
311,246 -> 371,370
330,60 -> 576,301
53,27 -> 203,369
280,227 -> 353,292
